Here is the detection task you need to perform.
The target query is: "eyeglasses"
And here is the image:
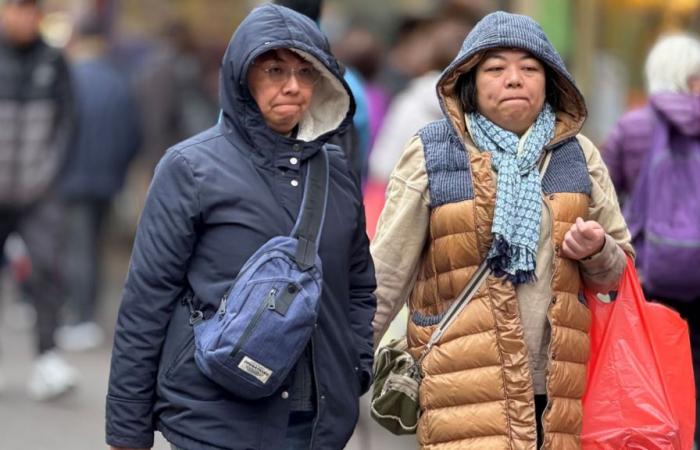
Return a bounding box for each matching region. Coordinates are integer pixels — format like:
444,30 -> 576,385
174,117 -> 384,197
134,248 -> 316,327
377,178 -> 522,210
253,64 -> 321,87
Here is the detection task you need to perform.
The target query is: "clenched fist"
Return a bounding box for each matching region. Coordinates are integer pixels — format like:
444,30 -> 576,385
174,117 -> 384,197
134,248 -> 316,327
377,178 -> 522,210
561,217 -> 605,260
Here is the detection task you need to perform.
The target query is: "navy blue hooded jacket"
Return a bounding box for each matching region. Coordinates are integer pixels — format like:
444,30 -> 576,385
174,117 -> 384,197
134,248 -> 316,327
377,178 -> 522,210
106,5 -> 376,449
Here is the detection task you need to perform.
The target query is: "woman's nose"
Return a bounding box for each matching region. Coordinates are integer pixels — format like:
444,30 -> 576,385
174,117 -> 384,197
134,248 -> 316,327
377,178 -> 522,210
505,67 -> 523,88
281,72 -> 301,93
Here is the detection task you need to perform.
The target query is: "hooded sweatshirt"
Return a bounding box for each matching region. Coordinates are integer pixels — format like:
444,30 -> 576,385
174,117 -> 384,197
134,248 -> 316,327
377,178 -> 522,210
106,5 -> 375,450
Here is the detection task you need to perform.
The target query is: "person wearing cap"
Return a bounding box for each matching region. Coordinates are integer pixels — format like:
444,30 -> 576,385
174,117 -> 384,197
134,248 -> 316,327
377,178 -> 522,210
0,0 -> 77,400
106,4 -> 375,450
371,11 -> 633,449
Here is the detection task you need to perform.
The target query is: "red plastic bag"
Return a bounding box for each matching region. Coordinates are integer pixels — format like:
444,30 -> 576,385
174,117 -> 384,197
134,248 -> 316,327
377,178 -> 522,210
582,257 -> 695,449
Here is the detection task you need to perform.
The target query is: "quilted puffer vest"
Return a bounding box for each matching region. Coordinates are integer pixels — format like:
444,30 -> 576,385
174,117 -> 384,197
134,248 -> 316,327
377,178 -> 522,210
407,119 -> 592,450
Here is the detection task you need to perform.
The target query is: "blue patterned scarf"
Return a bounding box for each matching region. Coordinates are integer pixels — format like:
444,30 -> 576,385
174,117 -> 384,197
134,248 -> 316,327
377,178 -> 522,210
468,103 -> 556,284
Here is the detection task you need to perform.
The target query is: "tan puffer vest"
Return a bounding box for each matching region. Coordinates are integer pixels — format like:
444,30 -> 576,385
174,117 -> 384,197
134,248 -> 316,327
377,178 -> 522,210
407,149 -> 591,450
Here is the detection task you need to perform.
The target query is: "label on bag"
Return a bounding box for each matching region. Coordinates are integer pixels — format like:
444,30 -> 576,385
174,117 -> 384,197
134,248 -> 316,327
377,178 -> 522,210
238,356 -> 273,384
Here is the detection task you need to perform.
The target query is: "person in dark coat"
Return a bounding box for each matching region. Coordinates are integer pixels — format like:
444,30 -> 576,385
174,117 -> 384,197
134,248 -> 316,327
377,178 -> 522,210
0,0 -> 78,401
56,16 -> 141,351
106,4 -> 376,450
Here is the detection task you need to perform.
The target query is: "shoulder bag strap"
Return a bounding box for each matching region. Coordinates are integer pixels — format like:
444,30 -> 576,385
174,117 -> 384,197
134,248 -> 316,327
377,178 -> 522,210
291,145 -> 329,270
416,260 -> 490,366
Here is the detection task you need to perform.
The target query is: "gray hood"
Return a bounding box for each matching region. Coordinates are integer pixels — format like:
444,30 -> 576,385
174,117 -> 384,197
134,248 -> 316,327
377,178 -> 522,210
436,11 -> 587,146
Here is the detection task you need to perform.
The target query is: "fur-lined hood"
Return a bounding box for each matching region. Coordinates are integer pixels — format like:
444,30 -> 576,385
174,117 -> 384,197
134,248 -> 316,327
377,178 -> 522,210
219,4 -> 354,149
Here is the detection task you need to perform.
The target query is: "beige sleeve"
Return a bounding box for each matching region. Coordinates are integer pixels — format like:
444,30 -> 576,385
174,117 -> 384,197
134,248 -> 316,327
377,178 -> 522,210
370,135 -> 431,345
576,134 -> 634,293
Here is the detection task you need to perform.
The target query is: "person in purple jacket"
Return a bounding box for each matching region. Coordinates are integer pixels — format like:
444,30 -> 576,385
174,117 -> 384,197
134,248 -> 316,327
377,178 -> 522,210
603,33 -> 700,201
603,31 -> 700,445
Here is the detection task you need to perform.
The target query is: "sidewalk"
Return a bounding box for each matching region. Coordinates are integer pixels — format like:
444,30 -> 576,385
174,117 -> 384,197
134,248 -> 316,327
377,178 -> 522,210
0,236 -> 172,450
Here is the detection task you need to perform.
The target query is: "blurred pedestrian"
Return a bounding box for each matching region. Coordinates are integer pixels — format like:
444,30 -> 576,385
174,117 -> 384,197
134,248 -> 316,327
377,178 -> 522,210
54,15 -> 141,352
332,26 -> 389,150
374,15 -> 435,101
134,20 -> 216,171
106,4 -> 375,450
0,0 -> 78,400
603,31 -> 700,444
369,17 -> 471,184
371,11 -> 633,449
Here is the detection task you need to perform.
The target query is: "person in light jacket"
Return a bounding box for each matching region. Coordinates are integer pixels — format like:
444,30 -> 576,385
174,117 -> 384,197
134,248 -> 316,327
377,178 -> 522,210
371,11 -> 633,449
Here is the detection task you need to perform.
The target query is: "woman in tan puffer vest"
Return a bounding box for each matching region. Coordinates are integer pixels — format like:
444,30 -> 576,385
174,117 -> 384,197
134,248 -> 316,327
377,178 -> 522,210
371,11 -> 633,450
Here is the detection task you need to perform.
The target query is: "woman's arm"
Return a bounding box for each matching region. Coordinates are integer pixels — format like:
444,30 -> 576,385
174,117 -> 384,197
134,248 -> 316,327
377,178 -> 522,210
106,149 -> 200,449
371,136 -> 431,344
570,135 -> 633,293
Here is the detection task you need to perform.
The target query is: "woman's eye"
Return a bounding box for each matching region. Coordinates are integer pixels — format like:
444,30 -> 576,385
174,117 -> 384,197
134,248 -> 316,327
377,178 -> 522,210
267,67 -> 284,75
297,67 -> 313,76
485,66 -> 503,72
523,66 -> 539,72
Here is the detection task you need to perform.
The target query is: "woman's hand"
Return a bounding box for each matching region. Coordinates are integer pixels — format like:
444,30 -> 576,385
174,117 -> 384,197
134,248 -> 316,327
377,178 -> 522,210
561,217 -> 605,260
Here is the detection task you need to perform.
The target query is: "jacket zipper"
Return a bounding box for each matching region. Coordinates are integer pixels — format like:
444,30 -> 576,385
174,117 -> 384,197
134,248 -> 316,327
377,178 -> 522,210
309,333 -> 320,449
539,194 -> 557,450
229,287 -> 277,357
183,291 -> 203,326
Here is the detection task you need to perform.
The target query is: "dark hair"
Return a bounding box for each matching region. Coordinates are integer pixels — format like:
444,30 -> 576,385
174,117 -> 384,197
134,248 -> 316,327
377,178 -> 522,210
456,70 -> 478,113
273,0 -> 322,22
456,61 -> 563,114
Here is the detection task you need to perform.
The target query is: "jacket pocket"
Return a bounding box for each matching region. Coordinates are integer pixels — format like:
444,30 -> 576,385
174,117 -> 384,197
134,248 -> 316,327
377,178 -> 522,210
164,331 -> 195,379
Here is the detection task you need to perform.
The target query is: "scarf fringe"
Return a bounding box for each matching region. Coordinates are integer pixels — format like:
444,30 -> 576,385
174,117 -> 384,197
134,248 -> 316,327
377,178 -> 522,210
487,235 -> 537,285
470,104 -> 556,283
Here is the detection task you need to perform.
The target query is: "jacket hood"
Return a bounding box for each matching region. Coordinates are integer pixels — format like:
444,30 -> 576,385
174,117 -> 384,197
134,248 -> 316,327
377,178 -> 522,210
436,11 -> 587,146
650,92 -> 700,137
219,4 -> 353,148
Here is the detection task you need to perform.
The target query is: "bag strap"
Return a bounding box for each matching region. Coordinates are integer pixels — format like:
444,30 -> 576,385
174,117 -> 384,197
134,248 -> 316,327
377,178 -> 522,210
291,145 -> 329,270
416,260 -> 490,366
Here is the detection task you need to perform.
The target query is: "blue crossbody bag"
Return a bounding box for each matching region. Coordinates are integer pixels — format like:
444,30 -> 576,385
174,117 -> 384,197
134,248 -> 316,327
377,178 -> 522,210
187,146 -> 329,399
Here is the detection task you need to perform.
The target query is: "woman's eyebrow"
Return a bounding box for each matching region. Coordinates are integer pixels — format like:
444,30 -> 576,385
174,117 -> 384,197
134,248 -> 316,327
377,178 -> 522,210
483,52 -> 537,62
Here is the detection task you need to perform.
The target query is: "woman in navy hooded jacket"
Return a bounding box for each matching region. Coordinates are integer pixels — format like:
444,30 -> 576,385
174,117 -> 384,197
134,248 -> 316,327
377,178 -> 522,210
105,5 -> 376,450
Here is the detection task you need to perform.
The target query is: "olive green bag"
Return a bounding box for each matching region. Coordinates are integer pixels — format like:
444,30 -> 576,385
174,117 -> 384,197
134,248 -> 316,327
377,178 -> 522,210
369,262 -> 490,435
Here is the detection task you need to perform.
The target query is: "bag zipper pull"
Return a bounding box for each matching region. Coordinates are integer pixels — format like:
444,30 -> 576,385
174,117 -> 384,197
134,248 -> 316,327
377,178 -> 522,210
266,288 -> 278,311
217,295 -> 228,320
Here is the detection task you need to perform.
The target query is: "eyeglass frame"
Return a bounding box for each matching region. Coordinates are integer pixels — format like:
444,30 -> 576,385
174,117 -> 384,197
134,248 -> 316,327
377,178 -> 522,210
250,62 -> 322,87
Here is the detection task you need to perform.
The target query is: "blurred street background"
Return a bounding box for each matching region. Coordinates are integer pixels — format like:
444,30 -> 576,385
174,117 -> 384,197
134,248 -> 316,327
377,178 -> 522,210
0,0 -> 698,448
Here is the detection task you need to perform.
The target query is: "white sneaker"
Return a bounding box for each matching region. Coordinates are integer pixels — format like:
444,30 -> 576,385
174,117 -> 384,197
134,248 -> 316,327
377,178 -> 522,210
27,351 -> 78,401
55,321 -> 105,352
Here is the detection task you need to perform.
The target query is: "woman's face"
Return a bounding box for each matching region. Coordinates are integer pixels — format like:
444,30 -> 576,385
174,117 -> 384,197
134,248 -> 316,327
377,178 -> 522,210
474,49 -> 546,135
247,49 -> 318,135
